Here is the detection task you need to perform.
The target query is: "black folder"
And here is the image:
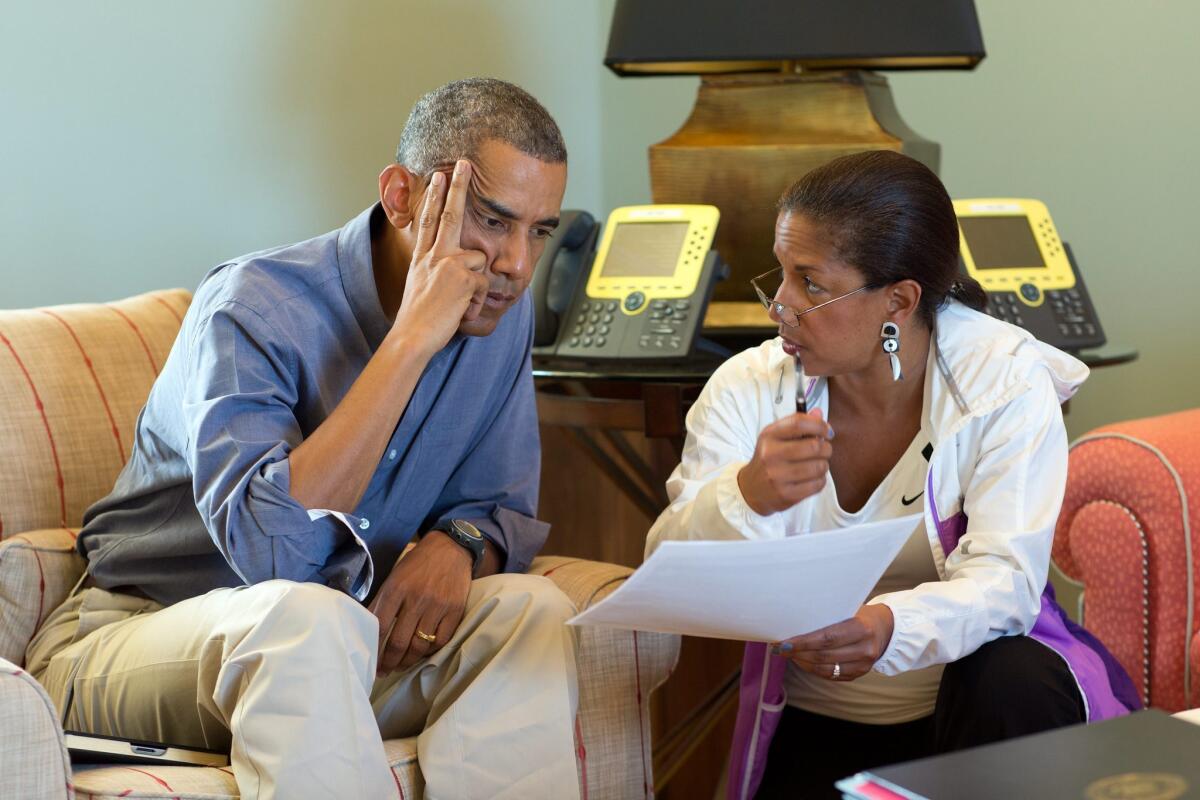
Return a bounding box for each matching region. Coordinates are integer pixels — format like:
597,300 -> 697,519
837,710 -> 1200,800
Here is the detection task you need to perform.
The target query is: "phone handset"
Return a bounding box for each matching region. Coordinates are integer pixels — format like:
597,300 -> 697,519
531,210 -> 600,348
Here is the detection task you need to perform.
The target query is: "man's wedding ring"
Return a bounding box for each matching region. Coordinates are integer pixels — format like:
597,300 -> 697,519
832,662 -> 841,679
415,629 -> 437,644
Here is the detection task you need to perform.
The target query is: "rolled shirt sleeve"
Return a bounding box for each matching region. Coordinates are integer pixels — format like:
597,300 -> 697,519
184,302 -> 373,595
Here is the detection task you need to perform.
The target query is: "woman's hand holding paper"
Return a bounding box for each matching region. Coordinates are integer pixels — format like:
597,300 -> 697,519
776,603 -> 895,681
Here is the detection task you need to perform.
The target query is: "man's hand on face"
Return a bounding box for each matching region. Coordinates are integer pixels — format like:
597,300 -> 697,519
367,530 -> 474,674
395,160 -> 490,354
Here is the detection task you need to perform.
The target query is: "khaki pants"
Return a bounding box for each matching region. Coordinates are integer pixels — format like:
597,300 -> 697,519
26,575 -> 580,800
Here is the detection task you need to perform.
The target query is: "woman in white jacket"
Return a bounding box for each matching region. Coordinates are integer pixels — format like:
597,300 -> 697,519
645,151 -> 1139,799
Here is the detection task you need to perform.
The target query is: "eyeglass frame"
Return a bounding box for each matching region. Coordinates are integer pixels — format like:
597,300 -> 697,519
750,267 -> 877,328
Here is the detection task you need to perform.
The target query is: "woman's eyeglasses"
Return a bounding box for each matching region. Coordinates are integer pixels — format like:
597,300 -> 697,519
750,268 -> 874,328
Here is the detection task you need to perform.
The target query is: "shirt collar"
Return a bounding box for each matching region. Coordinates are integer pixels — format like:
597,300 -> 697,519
336,203 -> 392,352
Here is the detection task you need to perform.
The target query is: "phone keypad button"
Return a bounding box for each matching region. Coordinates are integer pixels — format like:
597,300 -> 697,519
598,324 -> 610,335
624,292 -> 646,312
583,336 -> 593,347
570,336 -> 580,346
596,336 -> 607,347
674,300 -> 691,310
580,301 -> 591,312
607,301 -> 619,312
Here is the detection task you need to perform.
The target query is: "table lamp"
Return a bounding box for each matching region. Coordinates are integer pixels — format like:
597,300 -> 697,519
605,0 -> 985,325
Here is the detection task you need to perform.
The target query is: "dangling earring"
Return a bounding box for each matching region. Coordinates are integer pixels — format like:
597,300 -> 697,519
880,321 -> 903,382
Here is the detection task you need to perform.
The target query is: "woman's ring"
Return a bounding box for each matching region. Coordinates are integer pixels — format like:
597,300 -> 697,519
415,629 -> 437,644
832,662 -> 841,679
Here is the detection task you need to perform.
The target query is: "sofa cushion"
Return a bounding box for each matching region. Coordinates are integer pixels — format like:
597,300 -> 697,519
0,529 -> 85,666
0,289 -> 190,538
71,737 -> 422,799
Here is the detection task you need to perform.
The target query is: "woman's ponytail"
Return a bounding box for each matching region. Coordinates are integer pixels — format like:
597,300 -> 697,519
946,276 -> 989,312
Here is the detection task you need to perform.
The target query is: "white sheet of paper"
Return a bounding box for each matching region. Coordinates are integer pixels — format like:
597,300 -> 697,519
568,514 -> 922,642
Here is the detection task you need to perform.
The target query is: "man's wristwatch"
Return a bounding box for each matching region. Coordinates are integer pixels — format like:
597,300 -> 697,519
428,519 -> 486,577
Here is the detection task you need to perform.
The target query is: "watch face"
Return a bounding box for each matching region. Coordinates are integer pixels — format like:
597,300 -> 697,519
453,520 -> 483,540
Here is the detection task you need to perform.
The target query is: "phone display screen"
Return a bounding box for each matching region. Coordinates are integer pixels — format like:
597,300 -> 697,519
960,216 -> 1045,269
599,222 -> 689,279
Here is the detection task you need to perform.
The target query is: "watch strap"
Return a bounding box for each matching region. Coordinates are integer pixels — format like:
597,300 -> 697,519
429,519 -> 485,576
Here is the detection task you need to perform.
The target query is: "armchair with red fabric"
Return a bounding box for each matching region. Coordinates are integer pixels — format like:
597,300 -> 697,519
1053,408 -> 1200,712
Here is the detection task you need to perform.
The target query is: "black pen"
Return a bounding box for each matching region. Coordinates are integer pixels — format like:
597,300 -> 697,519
794,354 -> 806,415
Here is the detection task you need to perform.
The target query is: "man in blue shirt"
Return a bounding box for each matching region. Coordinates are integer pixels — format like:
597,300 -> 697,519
27,78 -> 581,799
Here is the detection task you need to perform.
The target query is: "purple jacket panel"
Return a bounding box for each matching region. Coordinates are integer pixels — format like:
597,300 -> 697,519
726,642 -> 788,800
1031,584 -> 1143,719
931,499 -> 1139,722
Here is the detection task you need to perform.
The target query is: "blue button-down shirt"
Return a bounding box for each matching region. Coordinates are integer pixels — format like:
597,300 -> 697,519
78,205 -> 548,605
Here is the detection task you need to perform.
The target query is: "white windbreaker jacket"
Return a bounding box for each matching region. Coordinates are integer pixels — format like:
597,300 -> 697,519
646,301 -> 1088,675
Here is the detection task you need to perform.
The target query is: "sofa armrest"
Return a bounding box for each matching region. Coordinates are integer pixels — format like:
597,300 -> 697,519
1053,409 -> 1200,711
0,529 -> 86,666
0,657 -> 73,799
531,556 -> 680,799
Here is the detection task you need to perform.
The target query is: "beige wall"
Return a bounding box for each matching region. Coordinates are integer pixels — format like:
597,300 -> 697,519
3,0 -> 1197,435
1,0 -> 609,308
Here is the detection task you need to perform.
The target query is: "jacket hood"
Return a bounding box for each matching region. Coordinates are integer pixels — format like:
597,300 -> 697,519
933,301 -> 1088,411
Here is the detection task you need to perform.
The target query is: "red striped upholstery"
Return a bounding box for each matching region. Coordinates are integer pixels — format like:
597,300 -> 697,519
0,290 -> 190,538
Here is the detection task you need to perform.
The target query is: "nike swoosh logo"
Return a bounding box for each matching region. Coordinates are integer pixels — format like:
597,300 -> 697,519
901,492 -> 924,506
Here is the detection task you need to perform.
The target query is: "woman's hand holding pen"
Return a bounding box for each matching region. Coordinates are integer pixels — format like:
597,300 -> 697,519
737,408 -> 835,515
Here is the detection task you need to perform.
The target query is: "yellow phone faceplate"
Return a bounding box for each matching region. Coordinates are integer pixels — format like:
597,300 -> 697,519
954,198 -> 1076,304
585,205 -> 720,314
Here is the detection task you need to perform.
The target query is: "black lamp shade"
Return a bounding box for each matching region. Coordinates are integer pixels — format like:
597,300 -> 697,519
605,0 -> 985,75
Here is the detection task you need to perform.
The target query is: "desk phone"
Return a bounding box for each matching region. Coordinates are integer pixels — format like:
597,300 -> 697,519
955,198 -> 1106,352
531,205 -> 726,361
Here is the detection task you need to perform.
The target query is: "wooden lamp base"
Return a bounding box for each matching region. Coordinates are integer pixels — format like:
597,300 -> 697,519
647,69 -> 940,325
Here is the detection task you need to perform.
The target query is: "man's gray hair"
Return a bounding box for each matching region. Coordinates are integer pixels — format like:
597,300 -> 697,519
396,78 -> 567,175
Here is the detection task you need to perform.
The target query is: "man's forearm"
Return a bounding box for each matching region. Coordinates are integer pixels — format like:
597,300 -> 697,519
289,331 -> 435,512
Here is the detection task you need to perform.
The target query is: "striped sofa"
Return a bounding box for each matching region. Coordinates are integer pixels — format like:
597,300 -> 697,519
0,290 -> 679,800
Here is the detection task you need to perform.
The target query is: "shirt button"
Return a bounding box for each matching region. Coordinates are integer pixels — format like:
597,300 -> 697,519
358,518 -> 370,530
388,449 -> 397,461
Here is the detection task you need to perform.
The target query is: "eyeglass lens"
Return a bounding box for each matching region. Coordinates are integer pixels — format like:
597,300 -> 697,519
755,270 -> 800,326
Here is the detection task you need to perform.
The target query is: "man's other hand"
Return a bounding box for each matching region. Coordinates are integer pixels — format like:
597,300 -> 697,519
368,531 -> 473,674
